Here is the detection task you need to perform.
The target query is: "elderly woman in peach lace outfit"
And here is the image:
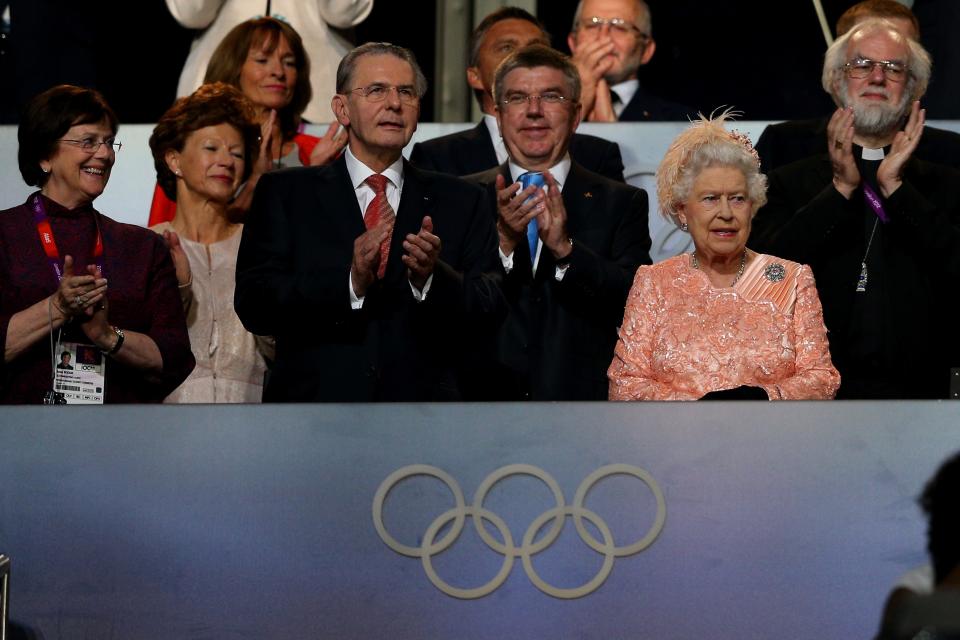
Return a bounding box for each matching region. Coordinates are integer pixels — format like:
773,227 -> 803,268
608,114 -> 839,401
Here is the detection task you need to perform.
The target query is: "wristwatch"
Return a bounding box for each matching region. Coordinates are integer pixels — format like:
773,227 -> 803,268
102,326 -> 125,355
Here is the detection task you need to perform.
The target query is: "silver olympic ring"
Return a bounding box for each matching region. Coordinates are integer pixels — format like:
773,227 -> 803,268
372,463 -> 666,599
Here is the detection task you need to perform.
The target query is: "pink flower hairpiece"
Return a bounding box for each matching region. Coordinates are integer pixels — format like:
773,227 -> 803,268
728,129 -> 761,168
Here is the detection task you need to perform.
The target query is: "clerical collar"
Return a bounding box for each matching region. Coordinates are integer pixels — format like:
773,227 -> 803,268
861,147 -> 885,161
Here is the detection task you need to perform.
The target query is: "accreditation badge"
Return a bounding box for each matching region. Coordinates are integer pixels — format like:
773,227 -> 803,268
53,342 -> 105,404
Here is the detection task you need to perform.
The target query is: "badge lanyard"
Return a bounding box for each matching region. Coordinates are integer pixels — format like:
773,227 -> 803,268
29,193 -> 104,282
856,184 -> 888,293
31,194 -> 109,405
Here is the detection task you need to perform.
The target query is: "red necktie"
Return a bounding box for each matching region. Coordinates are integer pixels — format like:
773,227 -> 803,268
363,174 -> 395,279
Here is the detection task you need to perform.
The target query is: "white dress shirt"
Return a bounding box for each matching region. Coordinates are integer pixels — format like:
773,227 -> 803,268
610,78 -> 639,120
483,114 -> 509,165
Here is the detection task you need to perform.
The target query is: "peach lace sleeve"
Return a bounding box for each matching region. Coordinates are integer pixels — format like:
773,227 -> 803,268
608,265 -> 700,401
760,265 -> 840,400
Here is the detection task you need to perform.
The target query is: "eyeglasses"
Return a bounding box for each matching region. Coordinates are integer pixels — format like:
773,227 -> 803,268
843,58 -> 907,82
500,92 -> 571,110
58,137 -> 122,153
580,16 -> 649,40
348,83 -> 420,105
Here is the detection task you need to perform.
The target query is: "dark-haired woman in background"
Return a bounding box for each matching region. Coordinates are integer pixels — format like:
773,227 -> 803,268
0,85 -> 194,403
150,83 -> 272,402
148,16 -> 346,225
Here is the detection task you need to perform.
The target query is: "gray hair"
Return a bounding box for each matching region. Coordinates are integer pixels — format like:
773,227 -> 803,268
656,114 -> 768,227
336,42 -> 428,98
822,18 -> 931,107
493,44 -> 582,106
570,0 -> 651,36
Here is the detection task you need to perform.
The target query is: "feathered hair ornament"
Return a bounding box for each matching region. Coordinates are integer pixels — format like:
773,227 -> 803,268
656,107 -> 760,221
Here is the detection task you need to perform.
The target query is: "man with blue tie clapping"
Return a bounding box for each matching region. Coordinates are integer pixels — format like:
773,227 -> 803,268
465,45 -> 651,400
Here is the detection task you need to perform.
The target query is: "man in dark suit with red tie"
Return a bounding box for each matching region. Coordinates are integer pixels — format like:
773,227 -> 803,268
410,7 -> 626,182
235,42 -> 504,402
466,45 -> 651,400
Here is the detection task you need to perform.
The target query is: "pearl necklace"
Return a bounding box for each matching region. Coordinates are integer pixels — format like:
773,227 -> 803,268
691,250 -> 747,287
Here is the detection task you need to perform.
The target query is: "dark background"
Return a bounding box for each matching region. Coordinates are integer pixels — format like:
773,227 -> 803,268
0,0 -> 956,124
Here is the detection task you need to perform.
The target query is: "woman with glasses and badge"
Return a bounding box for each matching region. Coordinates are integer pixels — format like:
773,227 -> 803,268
148,17 -> 346,225
0,85 -> 195,404
608,113 -> 840,401
149,83 -> 273,403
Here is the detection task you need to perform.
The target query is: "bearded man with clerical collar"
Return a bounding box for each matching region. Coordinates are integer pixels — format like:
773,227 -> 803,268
751,18 -> 960,399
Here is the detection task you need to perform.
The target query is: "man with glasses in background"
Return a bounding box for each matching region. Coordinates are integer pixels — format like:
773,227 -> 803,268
465,45 -> 650,400
235,42 -> 504,402
750,20 -> 960,399
567,0 -> 690,121
410,7 -> 625,182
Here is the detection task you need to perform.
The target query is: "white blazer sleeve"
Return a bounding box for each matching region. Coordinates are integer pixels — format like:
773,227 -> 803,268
165,0 -> 227,29
316,0 -> 374,28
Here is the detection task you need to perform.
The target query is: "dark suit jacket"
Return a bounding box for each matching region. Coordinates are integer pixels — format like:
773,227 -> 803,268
618,83 -> 693,122
464,162 -> 652,400
750,154 -> 960,398
410,121 -> 626,182
755,117 -> 960,174
235,155 -> 505,402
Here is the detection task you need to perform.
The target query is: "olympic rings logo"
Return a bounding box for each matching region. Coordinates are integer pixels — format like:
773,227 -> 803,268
372,463 -> 666,599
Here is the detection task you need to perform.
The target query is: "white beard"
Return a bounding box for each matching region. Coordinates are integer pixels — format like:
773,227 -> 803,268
843,86 -> 911,137
851,100 -> 906,136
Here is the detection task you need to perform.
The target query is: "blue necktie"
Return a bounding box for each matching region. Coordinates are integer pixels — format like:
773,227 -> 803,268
518,172 -> 545,261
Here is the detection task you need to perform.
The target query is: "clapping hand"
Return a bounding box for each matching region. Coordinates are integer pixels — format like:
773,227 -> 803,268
351,214 -> 394,297
402,216 -> 441,290
494,173 -> 543,255
308,122 -> 349,166
538,171 -> 572,260
51,255 -> 107,319
569,37 -> 616,121
163,230 -> 191,287
79,264 -> 114,348
877,100 -> 924,198
827,106 -> 859,199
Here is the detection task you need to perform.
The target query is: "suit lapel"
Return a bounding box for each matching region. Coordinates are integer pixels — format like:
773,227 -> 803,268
322,155 -> 367,238
619,87 -> 647,121
559,162 -> 592,240
472,122 -> 500,170
390,161 -> 436,279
